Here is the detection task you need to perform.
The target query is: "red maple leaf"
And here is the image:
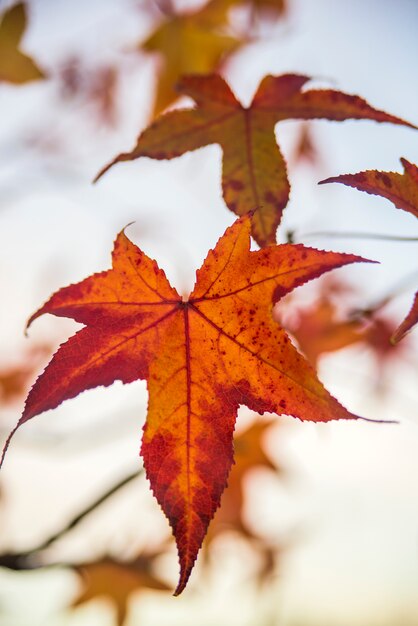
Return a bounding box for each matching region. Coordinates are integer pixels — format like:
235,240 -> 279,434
1,215 -> 376,593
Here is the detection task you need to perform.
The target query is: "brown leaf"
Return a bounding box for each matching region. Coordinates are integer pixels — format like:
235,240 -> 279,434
0,2 -> 45,84
97,74 -> 415,247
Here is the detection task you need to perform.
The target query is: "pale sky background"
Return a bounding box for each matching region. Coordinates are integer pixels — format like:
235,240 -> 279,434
0,0 -> 417,625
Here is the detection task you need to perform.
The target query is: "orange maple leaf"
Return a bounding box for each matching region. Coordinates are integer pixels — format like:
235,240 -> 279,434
321,158 -> 418,342
73,556 -> 170,626
0,343 -> 52,405
0,2 -> 45,84
96,74 -> 415,247
285,294 -> 364,367
1,215 -> 374,593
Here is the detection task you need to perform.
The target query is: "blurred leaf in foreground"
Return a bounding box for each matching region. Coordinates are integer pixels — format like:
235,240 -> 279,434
141,0 -> 241,116
73,555 -> 170,626
0,2 -> 45,84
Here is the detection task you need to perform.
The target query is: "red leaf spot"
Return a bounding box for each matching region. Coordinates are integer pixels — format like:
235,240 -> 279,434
229,179 -> 244,191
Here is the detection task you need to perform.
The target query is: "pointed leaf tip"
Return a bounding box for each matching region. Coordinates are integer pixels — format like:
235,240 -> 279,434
0,424 -> 20,470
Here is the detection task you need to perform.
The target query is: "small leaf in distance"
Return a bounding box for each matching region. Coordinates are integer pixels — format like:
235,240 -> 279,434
286,297 -> 364,367
0,2 -> 45,84
59,57 -> 119,127
73,557 -> 170,626
1,215 -> 376,593
320,158 -> 418,341
142,2 -> 241,117
96,74 -> 415,247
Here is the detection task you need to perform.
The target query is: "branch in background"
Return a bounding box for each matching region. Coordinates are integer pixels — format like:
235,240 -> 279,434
287,229 -> 418,243
0,468 -> 143,571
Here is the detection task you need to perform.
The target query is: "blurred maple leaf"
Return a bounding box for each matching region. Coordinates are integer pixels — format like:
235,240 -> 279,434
97,73 -> 414,247
142,0 -> 241,116
1,215 -> 373,593
237,0 -> 286,17
59,57 -> 119,127
292,123 -> 320,167
285,291 -> 364,367
283,277 -> 411,394
204,416 -> 284,585
0,2 -> 45,84
321,158 -> 418,342
360,315 -> 409,391
73,555 -> 170,626
208,0 -> 287,31
0,343 -> 52,405
208,417 -> 282,541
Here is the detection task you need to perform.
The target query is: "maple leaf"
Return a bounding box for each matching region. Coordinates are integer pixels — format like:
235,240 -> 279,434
0,2 -> 45,84
96,74 -> 415,247
285,296 -> 364,367
73,557 -> 170,626
142,2 -> 240,116
1,215 -> 374,594
0,343 -> 52,405
320,158 -> 418,342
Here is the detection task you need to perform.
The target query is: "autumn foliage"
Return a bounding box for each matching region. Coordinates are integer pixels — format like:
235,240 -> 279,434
0,0 -> 417,609
96,73 -> 413,247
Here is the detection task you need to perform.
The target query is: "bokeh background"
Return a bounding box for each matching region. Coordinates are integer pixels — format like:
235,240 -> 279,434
0,0 -> 417,624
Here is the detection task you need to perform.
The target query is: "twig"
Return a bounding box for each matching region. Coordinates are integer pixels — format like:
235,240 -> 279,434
289,230 -> 418,243
0,467 -> 143,570
349,270 -> 418,319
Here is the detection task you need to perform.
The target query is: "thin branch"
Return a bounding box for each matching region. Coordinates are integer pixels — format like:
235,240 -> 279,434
0,467 -> 143,571
289,230 -> 418,243
349,269 -> 418,319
